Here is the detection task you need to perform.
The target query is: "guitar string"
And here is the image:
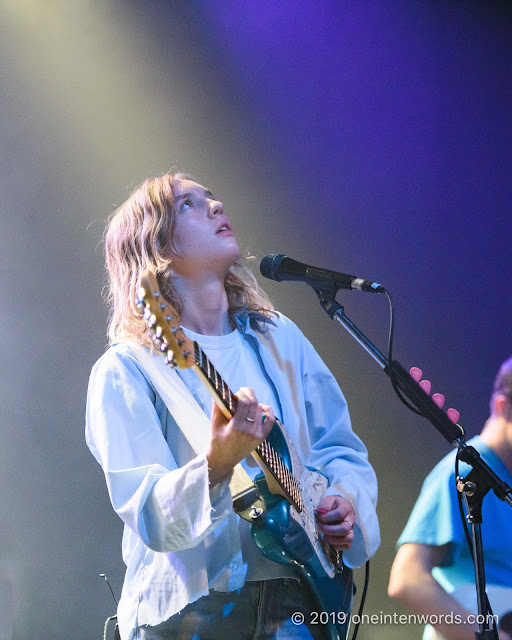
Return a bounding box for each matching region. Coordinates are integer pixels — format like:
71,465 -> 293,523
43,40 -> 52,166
199,347 -> 323,524
195,346 -> 301,500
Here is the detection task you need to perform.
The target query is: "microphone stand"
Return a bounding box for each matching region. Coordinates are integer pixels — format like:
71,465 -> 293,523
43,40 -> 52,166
305,269 -> 512,640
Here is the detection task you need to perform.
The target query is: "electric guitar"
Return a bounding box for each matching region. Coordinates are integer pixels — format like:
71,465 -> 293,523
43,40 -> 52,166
137,269 -> 353,640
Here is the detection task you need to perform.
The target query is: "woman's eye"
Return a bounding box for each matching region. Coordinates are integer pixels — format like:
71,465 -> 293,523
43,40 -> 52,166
181,199 -> 192,211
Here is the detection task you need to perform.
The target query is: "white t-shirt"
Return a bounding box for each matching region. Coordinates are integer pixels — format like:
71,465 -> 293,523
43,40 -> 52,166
183,326 -> 298,581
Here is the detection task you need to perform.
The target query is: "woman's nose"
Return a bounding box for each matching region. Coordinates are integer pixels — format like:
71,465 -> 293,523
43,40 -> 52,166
208,199 -> 224,217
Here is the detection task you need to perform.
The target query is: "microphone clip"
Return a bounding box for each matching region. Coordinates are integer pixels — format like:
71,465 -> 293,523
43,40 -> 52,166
305,267 -> 338,296
306,268 -> 345,320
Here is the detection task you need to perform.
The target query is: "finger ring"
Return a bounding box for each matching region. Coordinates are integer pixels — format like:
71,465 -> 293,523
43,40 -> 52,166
245,417 -> 255,423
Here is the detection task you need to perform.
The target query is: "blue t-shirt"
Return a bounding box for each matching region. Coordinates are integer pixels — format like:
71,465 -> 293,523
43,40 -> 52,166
398,436 -> 512,592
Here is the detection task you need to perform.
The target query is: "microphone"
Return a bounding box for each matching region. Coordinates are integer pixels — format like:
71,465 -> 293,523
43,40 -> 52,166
259,254 -> 385,293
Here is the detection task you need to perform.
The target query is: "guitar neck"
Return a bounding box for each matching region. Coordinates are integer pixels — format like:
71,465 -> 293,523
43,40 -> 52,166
192,342 -> 302,511
137,270 -> 302,513
193,342 -> 238,418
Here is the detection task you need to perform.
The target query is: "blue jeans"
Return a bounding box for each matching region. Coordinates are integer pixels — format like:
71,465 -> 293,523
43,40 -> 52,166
135,577 -> 326,640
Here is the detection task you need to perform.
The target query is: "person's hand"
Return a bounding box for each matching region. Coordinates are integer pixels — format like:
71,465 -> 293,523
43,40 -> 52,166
206,387 -> 275,487
315,495 -> 355,551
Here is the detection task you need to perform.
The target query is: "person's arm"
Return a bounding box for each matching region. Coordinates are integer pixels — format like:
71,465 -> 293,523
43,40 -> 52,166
389,543 -> 481,640
86,347 -> 274,553
86,347 -> 232,553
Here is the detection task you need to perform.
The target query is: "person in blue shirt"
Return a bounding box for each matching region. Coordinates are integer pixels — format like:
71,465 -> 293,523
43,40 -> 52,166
388,358 -> 512,640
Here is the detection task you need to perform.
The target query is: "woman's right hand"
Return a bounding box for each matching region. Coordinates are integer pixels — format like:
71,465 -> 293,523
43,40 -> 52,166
206,387 -> 275,487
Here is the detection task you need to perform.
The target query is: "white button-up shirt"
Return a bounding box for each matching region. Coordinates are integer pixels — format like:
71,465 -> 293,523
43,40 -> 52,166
86,313 -> 380,640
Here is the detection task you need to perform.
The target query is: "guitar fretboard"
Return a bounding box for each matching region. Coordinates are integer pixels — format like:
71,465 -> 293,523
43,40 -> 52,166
193,342 -> 303,511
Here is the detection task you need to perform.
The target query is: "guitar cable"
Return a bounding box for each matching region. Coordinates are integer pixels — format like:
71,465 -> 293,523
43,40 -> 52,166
349,560 -> 370,640
384,290 -> 424,417
99,573 -> 121,640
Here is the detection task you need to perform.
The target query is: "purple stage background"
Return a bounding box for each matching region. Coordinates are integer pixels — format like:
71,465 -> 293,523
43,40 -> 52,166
0,2 -> 510,638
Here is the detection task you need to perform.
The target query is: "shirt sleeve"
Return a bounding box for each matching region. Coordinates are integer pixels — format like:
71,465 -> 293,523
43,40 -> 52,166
292,320 -> 381,568
397,453 -> 464,550
85,346 -> 232,552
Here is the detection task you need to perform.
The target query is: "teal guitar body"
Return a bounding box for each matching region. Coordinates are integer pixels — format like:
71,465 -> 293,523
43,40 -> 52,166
248,422 -> 354,640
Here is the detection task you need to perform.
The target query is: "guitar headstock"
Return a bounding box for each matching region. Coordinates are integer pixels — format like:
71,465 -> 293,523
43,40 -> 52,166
137,269 -> 196,370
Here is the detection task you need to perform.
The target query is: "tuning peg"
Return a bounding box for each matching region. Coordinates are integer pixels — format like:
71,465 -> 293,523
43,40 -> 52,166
160,304 -> 166,310
153,291 -> 160,299
151,332 -> 162,345
165,350 -> 175,365
143,309 -> 157,326
171,326 -> 182,334
155,325 -> 163,338
166,315 -> 175,322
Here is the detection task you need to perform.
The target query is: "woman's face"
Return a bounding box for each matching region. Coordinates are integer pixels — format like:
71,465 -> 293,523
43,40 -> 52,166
169,177 -> 240,278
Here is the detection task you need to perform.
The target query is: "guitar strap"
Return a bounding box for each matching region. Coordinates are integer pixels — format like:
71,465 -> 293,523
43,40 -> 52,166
129,343 -> 265,519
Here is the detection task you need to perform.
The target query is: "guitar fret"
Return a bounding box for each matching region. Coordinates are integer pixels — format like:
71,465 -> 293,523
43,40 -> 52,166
198,350 -> 235,415
256,439 -> 302,512
196,346 -> 211,386
192,332 -> 302,512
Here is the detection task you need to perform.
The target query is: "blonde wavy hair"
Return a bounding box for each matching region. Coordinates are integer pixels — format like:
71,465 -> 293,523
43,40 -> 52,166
104,171 -> 274,348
